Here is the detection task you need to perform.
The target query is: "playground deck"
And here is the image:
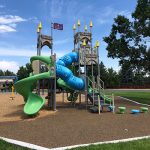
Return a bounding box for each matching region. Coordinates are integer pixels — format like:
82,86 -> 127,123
0,93 -> 150,149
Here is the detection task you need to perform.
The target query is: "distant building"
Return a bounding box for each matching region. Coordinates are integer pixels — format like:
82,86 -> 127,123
0,76 -> 18,90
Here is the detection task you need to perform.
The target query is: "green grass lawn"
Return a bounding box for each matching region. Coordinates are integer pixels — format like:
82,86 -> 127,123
0,139 -> 32,150
105,91 -> 150,104
70,138 -> 150,150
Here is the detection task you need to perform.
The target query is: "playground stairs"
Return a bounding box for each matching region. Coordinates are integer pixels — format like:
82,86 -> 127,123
87,77 -> 112,111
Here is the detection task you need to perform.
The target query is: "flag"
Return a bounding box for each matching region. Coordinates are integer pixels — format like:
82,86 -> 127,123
53,23 -> 63,30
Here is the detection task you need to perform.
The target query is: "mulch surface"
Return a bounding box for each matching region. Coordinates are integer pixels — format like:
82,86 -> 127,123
0,94 -> 150,149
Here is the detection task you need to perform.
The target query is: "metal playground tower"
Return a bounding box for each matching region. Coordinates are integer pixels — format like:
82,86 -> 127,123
14,20 -> 114,116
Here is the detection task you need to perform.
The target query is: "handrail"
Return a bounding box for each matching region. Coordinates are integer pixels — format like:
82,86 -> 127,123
83,75 -> 105,98
100,78 -> 104,89
97,77 -> 104,89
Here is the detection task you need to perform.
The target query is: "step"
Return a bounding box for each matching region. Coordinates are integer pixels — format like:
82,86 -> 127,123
118,107 -> 126,114
140,107 -> 148,113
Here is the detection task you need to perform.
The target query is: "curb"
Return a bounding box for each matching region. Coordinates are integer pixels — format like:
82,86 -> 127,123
0,137 -> 50,150
50,135 -> 150,150
1,135 -> 150,150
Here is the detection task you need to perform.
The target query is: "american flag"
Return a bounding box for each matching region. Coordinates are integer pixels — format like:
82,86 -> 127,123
53,23 -> 63,30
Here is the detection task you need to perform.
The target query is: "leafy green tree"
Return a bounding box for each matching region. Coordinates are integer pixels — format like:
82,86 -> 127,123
118,63 -> 134,84
103,0 -> 150,73
0,70 -> 4,76
132,0 -> 150,37
0,69 -> 15,76
86,61 -> 107,80
4,70 -> 15,76
99,62 -> 108,85
106,68 -> 119,88
17,63 -> 33,80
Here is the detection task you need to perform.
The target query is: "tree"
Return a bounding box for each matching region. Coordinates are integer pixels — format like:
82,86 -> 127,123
0,70 -> 4,76
4,70 -> 16,76
86,61 -> 108,80
99,62 -> 108,84
103,0 -> 150,74
118,63 -> 134,84
0,69 -> 15,76
132,0 -> 150,37
106,68 -> 119,88
17,63 -> 33,80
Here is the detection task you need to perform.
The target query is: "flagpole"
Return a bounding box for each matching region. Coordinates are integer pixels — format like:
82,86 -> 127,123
51,22 -> 53,55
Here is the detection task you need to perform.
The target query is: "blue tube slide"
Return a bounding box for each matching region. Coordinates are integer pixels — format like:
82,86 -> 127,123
56,52 -> 85,90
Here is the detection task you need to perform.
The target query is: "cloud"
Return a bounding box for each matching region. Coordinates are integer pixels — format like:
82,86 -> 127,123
0,5 -> 5,8
0,46 -> 66,73
0,60 -> 19,73
55,38 -> 70,45
0,15 -> 26,33
41,0 -> 64,21
96,6 -> 132,25
28,16 -> 40,23
118,10 -> 132,21
0,47 -> 64,58
97,18 -> 109,25
50,0 -> 64,19
0,47 -> 36,57
0,15 -> 26,24
0,25 -> 16,33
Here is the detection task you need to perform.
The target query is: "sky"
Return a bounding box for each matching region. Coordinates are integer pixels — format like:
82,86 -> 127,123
0,0 -> 137,73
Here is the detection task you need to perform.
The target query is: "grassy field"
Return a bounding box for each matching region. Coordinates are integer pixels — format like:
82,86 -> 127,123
0,139 -> 32,150
71,138 -> 150,150
105,91 -> 150,104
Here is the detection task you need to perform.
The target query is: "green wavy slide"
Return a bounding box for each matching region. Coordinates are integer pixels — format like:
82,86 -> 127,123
15,56 -> 53,115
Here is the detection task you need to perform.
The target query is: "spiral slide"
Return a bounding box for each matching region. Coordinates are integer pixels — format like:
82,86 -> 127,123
15,71 -> 53,115
15,52 -> 85,115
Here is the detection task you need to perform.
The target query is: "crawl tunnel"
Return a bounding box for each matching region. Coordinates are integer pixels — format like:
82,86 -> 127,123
56,52 -> 85,90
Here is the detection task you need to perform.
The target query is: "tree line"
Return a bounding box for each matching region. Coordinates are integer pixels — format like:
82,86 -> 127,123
1,61 -> 149,88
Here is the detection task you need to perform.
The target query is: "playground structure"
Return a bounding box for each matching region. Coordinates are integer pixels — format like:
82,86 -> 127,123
14,20 -> 115,115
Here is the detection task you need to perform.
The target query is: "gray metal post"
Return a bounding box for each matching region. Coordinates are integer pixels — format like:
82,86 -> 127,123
53,53 -> 56,111
96,45 -> 101,114
83,45 -> 88,109
77,28 -> 81,104
90,27 -> 94,82
97,46 -> 100,83
37,32 -> 41,95
62,90 -> 64,103
51,23 -> 53,55
42,79 -> 44,95
90,27 -> 95,105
